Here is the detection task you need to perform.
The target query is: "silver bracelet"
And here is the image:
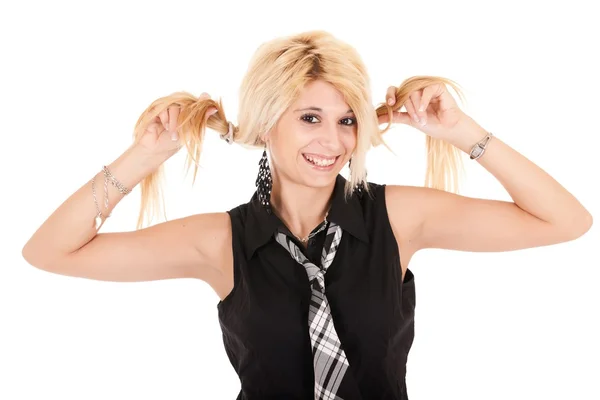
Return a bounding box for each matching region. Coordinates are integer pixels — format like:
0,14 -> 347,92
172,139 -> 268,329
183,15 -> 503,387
92,166 -> 129,231
220,121 -> 234,144
102,166 -> 131,195
103,170 -> 111,218
91,175 -> 106,231
469,132 -> 494,160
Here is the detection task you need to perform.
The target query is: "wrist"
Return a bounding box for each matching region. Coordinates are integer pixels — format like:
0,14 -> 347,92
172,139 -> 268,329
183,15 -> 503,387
128,143 -> 169,173
106,145 -> 164,191
444,116 -> 490,154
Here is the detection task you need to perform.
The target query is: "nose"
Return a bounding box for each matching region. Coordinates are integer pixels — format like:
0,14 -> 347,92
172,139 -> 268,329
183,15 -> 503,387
316,120 -> 345,152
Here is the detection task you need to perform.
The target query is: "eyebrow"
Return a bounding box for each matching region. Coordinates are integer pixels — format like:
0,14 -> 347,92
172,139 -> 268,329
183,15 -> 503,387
294,107 -> 354,114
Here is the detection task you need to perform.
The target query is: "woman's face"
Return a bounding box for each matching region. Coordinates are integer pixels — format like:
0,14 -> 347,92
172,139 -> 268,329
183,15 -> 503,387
266,79 -> 358,189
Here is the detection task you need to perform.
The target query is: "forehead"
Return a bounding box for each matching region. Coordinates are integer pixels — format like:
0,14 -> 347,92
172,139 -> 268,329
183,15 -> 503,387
294,79 -> 349,109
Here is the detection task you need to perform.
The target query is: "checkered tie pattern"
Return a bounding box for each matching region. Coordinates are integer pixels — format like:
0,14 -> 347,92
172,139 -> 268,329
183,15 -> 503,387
275,221 -> 349,400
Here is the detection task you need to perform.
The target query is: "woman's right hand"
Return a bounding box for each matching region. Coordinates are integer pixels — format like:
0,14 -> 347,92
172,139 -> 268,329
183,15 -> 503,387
137,92 -> 218,160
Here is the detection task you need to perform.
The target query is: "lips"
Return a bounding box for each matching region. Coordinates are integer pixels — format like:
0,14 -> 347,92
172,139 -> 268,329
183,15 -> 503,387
302,153 -> 339,172
302,153 -> 338,167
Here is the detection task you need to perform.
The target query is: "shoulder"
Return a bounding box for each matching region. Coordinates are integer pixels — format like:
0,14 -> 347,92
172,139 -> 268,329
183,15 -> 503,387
183,199 -> 254,268
223,197 -> 262,255
360,180 -> 386,207
353,180 -> 395,238
360,180 -> 390,219
383,184 -> 453,233
355,182 -> 421,270
381,184 -> 446,258
188,212 -> 233,259
362,182 -> 426,253
226,199 -> 253,232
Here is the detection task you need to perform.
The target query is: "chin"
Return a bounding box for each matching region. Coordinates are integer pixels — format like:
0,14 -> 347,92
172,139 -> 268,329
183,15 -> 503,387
304,176 -> 338,189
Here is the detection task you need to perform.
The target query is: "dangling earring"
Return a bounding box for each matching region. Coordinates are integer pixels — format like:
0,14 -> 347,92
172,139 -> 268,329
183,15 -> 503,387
256,145 -> 273,214
349,157 -> 366,197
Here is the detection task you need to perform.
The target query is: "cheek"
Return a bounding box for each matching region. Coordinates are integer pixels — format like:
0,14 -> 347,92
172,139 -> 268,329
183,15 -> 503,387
281,131 -> 312,160
269,133 -> 303,169
343,129 -> 358,151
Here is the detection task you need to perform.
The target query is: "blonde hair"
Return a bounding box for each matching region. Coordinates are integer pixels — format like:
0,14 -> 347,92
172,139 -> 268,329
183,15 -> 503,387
130,30 -> 466,229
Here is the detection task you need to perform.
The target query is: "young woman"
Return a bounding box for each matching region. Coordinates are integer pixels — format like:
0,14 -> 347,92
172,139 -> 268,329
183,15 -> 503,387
22,30 -> 592,399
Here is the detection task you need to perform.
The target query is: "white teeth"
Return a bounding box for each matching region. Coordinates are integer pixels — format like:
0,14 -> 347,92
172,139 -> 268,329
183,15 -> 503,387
305,155 -> 335,166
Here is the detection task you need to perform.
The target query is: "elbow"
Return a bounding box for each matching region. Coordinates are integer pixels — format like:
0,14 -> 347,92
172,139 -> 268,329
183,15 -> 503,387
23,236 -> 78,272
22,241 -> 53,271
562,210 -> 593,241
21,242 -> 34,266
580,210 -> 593,235
22,242 -> 42,269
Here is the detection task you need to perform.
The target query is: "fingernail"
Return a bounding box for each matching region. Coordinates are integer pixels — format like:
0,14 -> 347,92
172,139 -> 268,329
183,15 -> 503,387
413,114 -> 420,123
171,131 -> 178,141
388,98 -> 394,105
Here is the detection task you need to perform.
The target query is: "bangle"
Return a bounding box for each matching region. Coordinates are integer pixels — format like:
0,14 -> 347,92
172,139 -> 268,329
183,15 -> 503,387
469,132 -> 494,160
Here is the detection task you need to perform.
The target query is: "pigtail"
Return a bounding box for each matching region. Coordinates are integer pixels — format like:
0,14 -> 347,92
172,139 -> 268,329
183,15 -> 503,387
131,92 -> 233,229
375,76 -> 467,194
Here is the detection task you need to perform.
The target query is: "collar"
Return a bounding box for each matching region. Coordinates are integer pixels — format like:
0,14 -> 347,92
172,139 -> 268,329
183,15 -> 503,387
243,174 -> 369,260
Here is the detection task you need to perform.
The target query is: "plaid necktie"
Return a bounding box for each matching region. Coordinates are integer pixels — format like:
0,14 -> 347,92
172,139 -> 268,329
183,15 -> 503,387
275,221 -> 349,400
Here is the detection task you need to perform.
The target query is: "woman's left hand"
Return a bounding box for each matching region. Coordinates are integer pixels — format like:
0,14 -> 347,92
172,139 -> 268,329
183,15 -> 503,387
378,83 -> 468,140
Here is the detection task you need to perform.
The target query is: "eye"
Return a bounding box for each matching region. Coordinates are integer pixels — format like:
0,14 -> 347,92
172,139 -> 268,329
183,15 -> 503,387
300,113 -> 320,124
300,114 -> 357,126
340,117 -> 357,126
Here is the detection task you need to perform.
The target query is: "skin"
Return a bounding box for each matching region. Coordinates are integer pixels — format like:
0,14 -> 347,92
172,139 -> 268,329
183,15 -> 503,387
260,78 -> 594,283
22,79 -> 593,301
265,79 -> 358,245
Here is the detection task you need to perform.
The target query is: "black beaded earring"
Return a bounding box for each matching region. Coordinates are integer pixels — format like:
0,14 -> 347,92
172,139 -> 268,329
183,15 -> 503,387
349,157 -> 366,197
256,146 -> 273,214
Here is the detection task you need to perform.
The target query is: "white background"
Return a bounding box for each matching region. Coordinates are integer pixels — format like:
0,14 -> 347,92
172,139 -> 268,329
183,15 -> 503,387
1,0 -> 599,399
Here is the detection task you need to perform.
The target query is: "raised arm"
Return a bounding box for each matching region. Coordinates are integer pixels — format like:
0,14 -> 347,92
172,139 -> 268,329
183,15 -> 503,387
380,82 -> 592,259
22,100 -> 232,292
22,143 -> 231,287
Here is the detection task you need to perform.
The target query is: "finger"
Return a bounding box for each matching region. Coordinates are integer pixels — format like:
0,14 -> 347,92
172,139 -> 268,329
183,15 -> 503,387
168,106 -> 179,130
378,111 -> 411,126
206,107 -> 219,120
197,92 -> 218,120
403,97 -> 419,125
386,86 -> 397,106
159,109 -> 169,132
436,85 -> 459,112
393,111 -> 412,125
168,106 -> 179,141
419,85 -> 435,116
410,91 -> 426,125
377,109 -> 393,126
410,90 -> 422,111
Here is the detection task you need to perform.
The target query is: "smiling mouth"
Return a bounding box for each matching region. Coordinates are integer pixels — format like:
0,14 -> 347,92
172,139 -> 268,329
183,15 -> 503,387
302,153 -> 339,167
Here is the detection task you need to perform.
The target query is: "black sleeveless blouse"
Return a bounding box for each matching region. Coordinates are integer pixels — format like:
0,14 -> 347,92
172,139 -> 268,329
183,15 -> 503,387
217,174 -> 416,399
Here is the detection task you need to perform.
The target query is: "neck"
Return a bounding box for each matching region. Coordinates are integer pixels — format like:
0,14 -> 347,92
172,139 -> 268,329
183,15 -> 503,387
270,175 -> 335,241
